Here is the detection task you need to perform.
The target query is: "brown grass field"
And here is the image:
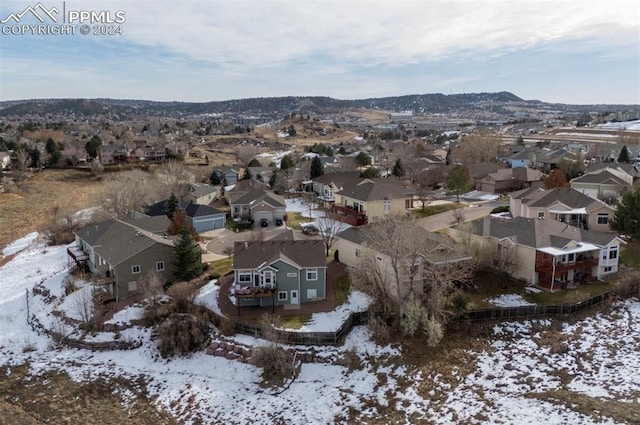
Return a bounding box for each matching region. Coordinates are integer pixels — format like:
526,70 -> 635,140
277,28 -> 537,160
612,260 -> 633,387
0,169 -> 105,250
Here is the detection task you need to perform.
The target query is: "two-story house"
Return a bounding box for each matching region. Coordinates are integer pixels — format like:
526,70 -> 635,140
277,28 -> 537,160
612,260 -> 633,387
228,189 -> 286,225
510,187 -> 615,232
454,216 -> 624,290
68,217 -> 186,301
332,177 -> 413,226
232,240 -> 327,307
570,167 -> 633,202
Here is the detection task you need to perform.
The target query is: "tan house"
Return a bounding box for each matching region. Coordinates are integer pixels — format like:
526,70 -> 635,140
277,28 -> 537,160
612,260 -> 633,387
475,167 -> 543,194
510,187 -> 615,232
453,216 -> 623,290
332,177 -> 413,226
570,167 -> 633,202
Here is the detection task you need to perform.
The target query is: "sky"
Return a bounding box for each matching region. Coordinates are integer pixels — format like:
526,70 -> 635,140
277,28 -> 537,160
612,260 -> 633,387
0,0 -> 638,104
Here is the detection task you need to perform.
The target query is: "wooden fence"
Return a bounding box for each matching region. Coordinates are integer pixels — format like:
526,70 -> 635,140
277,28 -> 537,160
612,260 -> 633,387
458,289 -> 618,322
212,310 -> 368,346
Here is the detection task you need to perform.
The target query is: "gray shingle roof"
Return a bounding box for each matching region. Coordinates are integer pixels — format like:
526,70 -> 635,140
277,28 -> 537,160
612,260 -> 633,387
570,170 -> 628,186
233,240 -> 325,269
231,189 -> 285,207
466,216 -> 618,248
74,219 -> 174,266
527,187 -> 604,210
336,177 -> 410,202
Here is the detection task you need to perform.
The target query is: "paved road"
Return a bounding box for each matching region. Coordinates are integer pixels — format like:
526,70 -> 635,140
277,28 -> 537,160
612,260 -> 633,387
416,204 -> 496,231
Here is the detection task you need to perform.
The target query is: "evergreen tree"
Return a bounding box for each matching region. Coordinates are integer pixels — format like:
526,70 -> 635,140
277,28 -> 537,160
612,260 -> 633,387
166,193 -> 180,220
360,166 -> 381,178
247,158 -> 262,167
610,188 -> 640,239
355,152 -> 371,167
209,170 -> 221,185
392,158 -> 405,177
618,145 -> 631,163
310,156 -> 324,179
280,154 -> 294,170
287,125 -> 296,137
172,228 -> 202,282
85,135 -> 102,161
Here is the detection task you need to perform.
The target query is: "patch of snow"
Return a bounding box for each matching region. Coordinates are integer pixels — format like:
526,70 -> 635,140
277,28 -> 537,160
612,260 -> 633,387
105,305 -> 145,325
486,294 -> 535,307
194,280 -> 222,315
285,291 -> 371,332
2,232 -> 39,256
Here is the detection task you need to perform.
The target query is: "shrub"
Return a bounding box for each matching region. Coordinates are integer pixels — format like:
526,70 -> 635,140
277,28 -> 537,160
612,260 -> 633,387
156,313 -> 209,358
252,344 -> 294,382
490,205 -> 510,214
423,317 -> 444,347
451,294 -> 469,312
400,292 -> 425,336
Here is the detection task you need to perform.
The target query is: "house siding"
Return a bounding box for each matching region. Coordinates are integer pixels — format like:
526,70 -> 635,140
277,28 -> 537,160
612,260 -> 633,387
114,244 -> 175,298
300,267 -> 326,302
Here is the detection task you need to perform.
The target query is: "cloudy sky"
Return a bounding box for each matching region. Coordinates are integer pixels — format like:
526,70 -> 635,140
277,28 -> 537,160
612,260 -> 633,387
0,0 -> 638,104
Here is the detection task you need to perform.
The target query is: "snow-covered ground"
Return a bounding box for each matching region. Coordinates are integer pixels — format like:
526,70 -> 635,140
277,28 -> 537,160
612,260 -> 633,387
2,233 -> 639,424
486,293 -> 536,307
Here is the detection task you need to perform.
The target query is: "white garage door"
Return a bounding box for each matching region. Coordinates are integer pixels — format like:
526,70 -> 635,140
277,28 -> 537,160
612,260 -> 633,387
253,211 -> 274,222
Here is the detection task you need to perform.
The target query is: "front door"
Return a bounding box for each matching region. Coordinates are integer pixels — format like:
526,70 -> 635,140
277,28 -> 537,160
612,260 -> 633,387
290,290 -> 299,305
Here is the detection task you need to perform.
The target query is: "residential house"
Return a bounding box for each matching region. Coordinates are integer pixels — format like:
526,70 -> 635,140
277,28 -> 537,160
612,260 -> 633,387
228,189 -> 286,225
233,240 -> 327,307
224,179 -> 270,204
184,183 -> 219,205
212,165 -> 243,185
312,171 -> 362,203
475,167 -> 542,194
534,148 -> 579,172
570,167 -> 633,202
332,177 -> 413,226
144,200 -> 226,233
68,217 -> 185,301
98,144 -> 128,165
508,147 -> 538,168
454,216 -> 623,290
247,166 -> 274,185
337,224 -> 472,298
510,187 -> 615,232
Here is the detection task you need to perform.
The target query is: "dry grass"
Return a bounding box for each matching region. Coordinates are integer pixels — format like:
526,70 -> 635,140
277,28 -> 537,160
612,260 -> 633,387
0,169 -> 104,249
0,364 -> 176,424
530,390 -> 640,424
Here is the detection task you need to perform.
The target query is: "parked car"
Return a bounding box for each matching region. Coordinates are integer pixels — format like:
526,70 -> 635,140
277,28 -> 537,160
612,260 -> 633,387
302,224 -> 319,236
275,218 -> 283,226
260,218 -> 269,227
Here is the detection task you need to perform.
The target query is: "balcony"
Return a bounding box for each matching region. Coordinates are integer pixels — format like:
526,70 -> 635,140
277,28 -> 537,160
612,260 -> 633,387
331,205 -> 368,226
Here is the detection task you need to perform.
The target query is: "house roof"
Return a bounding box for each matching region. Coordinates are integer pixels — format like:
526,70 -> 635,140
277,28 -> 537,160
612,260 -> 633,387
336,177 -> 410,202
467,164 -> 500,179
74,219 -> 174,267
512,167 -> 542,182
312,171 -> 361,186
510,186 -> 545,200
338,224 -> 468,264
187,183 -> 218,198
536,148 -> 578,164
233,240 -> 325,269
231,189 -> 285,207
525,187 -> 609,212
466,216 -> 618,249
570,168 -> 631,186
145,200 -> 225,218
123,215 -> 171,234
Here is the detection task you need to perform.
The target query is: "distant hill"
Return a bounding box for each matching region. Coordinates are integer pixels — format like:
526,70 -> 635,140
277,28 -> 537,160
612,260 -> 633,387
0,92 -> 634,119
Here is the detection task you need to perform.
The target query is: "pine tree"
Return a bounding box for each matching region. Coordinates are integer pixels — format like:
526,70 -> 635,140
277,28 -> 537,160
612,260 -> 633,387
280,154 -> 294,170
166,193 -> 180,220
610,188 -> 640,239
445,165 -> 471,203
310,156 -> 324,179
392,158 -> 405,177
172,228 -> 202,282
618,145 -> 631,163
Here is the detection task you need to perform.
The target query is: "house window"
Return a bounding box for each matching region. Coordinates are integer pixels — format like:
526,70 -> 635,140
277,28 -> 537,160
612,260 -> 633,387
609,248 -> 618,260
538,212 -> 545,219
156,261 -> 165,272
128,281 -> 137,292
238,271 -> 252,284
568,253 -> 575,262
278,291 -> 288,301
604,266 -> 612,272
597,213 -> 609,225
306,268 -> 318,281
384,200 -> 392,212
262,271 -> 274,287
132,265 -> 141,274
355,248 -> 361,257
307,289 -> 317,299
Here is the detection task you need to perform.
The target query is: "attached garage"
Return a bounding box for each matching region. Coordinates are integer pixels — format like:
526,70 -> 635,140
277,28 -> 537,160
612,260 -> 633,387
186,204 -> 226,233
253,210 -> 274,223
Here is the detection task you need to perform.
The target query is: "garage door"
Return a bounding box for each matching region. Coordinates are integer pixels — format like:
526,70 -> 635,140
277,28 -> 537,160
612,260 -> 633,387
253,211 -> 274,223
194,218 -> 215,233
213,217 -> 225,229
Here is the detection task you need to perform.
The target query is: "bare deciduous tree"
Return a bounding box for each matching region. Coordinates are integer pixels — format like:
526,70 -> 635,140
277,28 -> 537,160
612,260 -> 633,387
138,270 -> 165,324
315,209 -> 350,257
99,170 -> 152,220
154,160 -> 195,198
222,245 -> 234,259
451,207 -> 465,224
454,133 -> 500,165
486,241 -> 522,278
72,286 -> 94,327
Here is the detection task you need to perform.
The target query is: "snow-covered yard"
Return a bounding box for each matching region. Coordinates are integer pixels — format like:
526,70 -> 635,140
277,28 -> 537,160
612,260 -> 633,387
2,233 -> 640,424
486,293 -> 536,307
